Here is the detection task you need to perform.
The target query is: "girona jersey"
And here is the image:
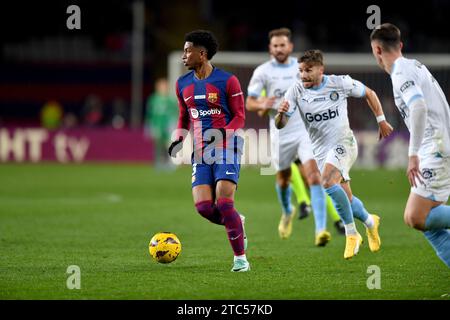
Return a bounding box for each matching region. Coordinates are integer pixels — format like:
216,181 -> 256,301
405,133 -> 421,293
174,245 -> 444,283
175,67 -> 245,152
247,57 -> 307,142
284,74 -> 366,160
391,57 -> 450,157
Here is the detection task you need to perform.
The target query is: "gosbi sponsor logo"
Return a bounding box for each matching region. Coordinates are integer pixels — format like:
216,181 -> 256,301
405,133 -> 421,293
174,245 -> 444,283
274,88 -> 287,98
305,107 -> 339,122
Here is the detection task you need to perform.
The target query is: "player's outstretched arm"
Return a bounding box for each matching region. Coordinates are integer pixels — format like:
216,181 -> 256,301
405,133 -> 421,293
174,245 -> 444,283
246,96 -> 276,117
364,86 -> 394,140
274,99 -> 290,129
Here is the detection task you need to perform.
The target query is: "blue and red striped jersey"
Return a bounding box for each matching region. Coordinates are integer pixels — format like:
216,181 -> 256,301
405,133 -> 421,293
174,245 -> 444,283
175,67 -> 245,151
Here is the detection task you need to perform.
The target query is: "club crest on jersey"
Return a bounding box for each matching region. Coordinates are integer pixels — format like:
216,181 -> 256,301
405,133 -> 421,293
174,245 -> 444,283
208,92 -> 218,103
421,168 -> 434,180
330,91 -> 339,101
190,109 -> 199,119
334,145 -> 346,157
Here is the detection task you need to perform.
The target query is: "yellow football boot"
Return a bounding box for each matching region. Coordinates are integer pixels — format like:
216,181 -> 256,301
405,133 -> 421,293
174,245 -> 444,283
366,214 -> 381,252
278,207 -> 296,239
315,230 -> 331,247
344,232 -> 363,259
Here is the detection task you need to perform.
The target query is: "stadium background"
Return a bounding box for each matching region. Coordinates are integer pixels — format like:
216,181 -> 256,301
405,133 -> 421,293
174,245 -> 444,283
1,0 -> 449,165
1,0 -> 450,300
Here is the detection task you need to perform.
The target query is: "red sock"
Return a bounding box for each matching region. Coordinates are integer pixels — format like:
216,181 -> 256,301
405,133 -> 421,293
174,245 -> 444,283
217,198 -> 245,256
195,200 -> 223,225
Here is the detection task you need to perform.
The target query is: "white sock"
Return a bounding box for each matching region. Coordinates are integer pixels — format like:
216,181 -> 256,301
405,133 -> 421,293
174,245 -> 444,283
234,254 -> 247,262
364,215 -> 375,229
344,223 -> 357,236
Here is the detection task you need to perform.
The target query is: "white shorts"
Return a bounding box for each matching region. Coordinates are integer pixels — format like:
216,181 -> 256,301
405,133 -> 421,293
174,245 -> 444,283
411,154 -> 450,203
271,134 -> 314,171
317,135 -> 358,182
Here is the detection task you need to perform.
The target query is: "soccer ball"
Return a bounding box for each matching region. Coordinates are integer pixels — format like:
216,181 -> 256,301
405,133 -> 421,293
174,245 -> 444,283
149,232 -> 181,263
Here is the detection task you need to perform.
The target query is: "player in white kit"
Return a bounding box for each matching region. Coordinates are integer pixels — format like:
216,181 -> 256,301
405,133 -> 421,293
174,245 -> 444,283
370,23 -> 450,267
276,50 -> 393,259
246,28 -> 330,246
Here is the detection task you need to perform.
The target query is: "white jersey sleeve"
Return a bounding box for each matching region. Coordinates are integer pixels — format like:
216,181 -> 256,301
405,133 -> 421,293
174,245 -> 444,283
283,84 -> 300,118
391,57 -> 450,158
340,75 -> 366,98
391,69 -> 425,107
247,67 -> 266,97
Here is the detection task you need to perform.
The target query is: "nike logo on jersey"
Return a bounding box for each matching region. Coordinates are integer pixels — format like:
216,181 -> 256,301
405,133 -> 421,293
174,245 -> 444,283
184,96 -> 192,102
225,171 -> 235,175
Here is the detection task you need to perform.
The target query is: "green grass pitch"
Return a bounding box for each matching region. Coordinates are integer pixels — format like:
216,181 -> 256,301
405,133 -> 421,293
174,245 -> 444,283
0,163 -> 448,299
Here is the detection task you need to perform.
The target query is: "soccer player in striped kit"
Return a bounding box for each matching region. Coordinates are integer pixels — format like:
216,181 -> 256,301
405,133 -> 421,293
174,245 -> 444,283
168,30 -> 249,272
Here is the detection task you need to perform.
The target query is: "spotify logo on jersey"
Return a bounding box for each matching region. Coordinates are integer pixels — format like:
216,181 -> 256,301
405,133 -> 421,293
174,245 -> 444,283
190,108 -> 222,119
190,109 -> 199,119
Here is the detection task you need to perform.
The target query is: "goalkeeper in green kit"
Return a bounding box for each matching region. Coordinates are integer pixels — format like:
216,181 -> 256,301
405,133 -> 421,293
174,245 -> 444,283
145,78 -> 178,168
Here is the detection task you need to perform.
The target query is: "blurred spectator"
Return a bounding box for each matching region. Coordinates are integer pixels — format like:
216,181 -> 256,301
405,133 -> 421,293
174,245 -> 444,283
63,112 -> 79,129
40,100 -> 63,130
110,98 -> 128,129
145,78 -> 178,168
82,94 -> 104,127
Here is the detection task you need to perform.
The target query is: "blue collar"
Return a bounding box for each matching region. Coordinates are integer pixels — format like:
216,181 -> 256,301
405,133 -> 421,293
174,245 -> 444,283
390,57 -> 402,76
271,57 -> 295,68
307,75 -> 328,91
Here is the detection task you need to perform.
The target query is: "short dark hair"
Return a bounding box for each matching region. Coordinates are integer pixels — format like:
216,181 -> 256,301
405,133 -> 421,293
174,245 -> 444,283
370,23 -> 401,51
298,49 -> 324,66
268,28 -> 292,41
184,30 -> 219,60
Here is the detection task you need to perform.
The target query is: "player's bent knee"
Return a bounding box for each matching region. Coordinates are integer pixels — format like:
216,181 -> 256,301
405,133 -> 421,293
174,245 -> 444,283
195,200 -> 214,219
403,212 -> 410,227
322,177 -> 334,189
306,171 -> 321,186
276,169 -> 291,188
216,180 -> 237,200
276,177 -> 290,188
404,209 -> 426,231
216,198 -> 236,219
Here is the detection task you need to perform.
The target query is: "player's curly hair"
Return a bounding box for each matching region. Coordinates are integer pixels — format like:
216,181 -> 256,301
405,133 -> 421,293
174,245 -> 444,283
184,30 -> 219,60
299,49 -> 324,66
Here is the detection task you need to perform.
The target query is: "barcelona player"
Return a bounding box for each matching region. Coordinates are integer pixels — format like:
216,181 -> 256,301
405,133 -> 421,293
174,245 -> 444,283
168,30 -> 249,272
